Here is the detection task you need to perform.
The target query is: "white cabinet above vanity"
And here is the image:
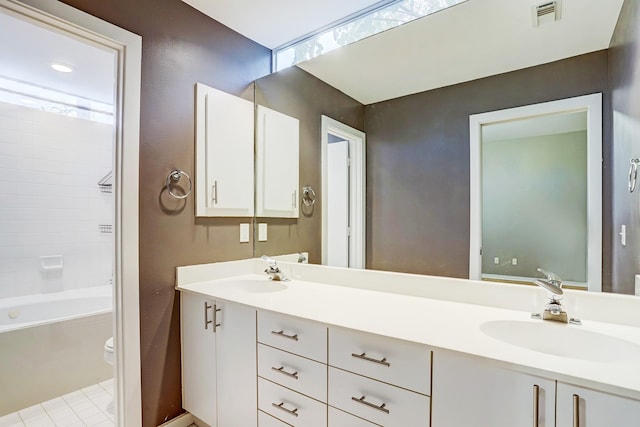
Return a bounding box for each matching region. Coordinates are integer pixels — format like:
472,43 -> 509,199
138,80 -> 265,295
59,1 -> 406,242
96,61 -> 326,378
176,259 -> 640,427
195,83 -> 255,217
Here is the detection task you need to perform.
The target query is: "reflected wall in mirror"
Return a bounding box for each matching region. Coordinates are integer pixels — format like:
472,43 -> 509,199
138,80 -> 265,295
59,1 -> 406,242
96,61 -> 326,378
250,0 -> 640,296
469,94 -> 602,291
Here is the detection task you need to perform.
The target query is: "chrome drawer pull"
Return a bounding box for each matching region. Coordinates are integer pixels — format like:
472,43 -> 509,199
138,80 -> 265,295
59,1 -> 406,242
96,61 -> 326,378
212,304 -> 221,333
351,396 -> 390,414
204,302 -> 212,330
351,352 -> 390,367
271,366 -> 299,380
573,394 -> 580,427
271,330 -> 299,341
272,402 -> 299,417
533,385 -> 539,427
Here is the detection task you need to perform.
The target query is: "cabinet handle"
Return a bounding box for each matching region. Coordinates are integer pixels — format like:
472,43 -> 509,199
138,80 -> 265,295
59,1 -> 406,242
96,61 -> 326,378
271,366 -> 299,380
292,190 -> 297,209
272,402 -> 299,417
351,352 -> 391,367
212,180 -> 218,204
212,304 -> 221,333
573,394 -> 580,427
204,302 -> 212,330
533,385 -> 539,426
351,396 -> 390,414
271,330 -> 299,341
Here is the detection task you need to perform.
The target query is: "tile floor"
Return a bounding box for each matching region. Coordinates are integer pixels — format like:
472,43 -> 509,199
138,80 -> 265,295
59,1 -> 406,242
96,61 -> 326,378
0,379 -> 114,427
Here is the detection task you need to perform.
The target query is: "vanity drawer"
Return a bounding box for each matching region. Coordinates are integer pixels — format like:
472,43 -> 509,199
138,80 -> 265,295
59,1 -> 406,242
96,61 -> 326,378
328,406 -> 380,427
258,343 -> 327,402
329,367 -> 430,426
258,377 -> 327,427
329,326 -> 431,395
259,410 -> 292,427
258,310 -> 327,362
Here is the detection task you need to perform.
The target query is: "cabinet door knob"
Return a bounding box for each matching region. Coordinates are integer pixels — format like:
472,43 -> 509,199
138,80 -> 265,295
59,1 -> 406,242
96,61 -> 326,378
351,352 -> 391,367
532,384 -> 539,427
271,330 -> 299,341
351,395 -> 390,414
272,402 -> 299,417
573,394 -> 580,427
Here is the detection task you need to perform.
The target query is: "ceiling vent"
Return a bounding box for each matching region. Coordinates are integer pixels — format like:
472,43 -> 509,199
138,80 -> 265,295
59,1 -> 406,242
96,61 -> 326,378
532,1 -> 561,27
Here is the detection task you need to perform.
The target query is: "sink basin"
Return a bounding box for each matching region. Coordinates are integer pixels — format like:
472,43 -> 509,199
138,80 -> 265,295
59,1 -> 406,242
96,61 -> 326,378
230,279 -> 287,293
480,320 -> 640,362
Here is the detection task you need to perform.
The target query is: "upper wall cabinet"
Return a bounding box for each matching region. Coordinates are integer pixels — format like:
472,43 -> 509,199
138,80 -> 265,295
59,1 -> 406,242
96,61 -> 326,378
195,83 -> 254,217
256,105 -> 300,218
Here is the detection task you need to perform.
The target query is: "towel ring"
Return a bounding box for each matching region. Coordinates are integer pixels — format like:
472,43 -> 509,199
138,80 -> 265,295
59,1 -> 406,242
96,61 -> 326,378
166,169 -> 192,199
302,186 -> 316,206
629,159 -> 640,193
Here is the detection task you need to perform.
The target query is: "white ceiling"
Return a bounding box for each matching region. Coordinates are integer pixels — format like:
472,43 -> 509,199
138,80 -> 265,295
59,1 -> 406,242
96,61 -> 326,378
185,0 -> 624,105
0,11 -> 116,104
181,0 -> 385,48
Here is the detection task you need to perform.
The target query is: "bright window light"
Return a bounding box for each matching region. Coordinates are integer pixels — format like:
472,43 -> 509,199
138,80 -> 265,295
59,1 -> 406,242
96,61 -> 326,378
274,0 -> 467,71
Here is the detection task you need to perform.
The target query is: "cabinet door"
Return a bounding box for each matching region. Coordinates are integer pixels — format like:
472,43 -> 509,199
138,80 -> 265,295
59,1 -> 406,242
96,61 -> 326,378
195,83 -> 254,217
431,350 -> 555,427
180,292 -> 216,426
256,105 -> 299,218
216,301 -> 257,427
557,382 -> 640,427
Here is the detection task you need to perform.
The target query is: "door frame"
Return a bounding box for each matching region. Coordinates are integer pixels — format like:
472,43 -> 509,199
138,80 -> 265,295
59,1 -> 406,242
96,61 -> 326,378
321,116 -> 366,268
0,0 -> 143,424
469,93 -> 602,292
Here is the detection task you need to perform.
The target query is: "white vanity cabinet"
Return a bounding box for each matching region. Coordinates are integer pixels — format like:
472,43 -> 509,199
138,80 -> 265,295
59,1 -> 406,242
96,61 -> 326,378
180,292 -> 257,427
195,83 -> 255,217
431,350 -> 556,427
556,382 -> 640,426
255,105 -> 300,218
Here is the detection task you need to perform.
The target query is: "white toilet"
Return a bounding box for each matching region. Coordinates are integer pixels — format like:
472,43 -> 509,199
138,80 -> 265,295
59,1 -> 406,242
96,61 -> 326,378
104,336 -> 114,365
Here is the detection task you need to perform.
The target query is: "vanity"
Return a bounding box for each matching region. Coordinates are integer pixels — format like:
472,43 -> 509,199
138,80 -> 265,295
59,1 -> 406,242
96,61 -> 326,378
176,258 -> 640,427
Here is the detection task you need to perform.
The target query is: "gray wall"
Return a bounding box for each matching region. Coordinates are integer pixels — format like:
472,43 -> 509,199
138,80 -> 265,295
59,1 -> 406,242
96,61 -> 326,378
610,0 -> 640,294
365,50 -> 611,286
481,131 -> 588,282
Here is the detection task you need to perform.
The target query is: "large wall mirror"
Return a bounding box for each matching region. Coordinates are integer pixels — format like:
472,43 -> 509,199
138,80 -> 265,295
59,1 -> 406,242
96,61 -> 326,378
249,0 -> 629,295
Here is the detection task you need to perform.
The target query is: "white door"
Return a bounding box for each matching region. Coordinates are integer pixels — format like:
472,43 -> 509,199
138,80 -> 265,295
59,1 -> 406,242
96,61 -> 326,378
327,139 -> 350,268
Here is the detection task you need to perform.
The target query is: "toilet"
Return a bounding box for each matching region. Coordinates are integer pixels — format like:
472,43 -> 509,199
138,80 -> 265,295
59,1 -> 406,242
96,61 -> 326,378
104,336 -> 114,365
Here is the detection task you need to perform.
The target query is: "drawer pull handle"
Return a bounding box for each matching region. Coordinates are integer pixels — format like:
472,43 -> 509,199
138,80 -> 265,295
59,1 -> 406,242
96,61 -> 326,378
271,330 -> 299,341
204,302 -> 212,330
272,402 -> 299,417
533,384 -> 539,427
271,366 -> 299,380
351,396 -> 390,414
351,352 -> 390,367
573,394 -> 580,427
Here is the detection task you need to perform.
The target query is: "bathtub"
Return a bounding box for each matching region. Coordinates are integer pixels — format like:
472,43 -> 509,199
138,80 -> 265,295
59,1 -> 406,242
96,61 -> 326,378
0,286 -> 113,416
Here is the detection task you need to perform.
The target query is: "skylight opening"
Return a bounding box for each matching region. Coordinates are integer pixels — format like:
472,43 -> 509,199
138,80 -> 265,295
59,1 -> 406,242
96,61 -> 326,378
273,0 -> 467,72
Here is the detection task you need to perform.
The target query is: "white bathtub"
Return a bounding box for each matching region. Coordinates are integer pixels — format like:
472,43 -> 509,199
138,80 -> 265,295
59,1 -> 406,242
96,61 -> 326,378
0,286 -> 113,416
0,286 -> 112,333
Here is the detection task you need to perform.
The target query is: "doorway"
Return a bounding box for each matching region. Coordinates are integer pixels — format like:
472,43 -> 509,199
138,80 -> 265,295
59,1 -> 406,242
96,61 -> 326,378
469,94 -> 602,292
0,0 -> 141,425
321,116 -> 366,268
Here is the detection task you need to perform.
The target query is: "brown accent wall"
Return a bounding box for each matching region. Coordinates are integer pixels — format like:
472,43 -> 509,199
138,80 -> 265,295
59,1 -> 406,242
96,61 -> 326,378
57,0 -> 271,425
610,0 -> 640,294
365,51 -> 612,287
254,67 -> 365,263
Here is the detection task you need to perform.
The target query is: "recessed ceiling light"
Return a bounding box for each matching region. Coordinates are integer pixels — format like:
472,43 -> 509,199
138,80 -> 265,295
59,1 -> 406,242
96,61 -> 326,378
51,63 -> 73,73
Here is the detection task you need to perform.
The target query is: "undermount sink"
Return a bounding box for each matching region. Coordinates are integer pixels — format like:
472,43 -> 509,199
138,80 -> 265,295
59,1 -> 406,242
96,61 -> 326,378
480,320 -> 640,363
230,279 -> 288,293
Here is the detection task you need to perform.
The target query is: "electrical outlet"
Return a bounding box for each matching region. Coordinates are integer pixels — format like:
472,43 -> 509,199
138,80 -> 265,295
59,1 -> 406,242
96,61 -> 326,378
512,258 -> 518,266
258,223 -> 268,242
239,223 -> 250,243
494,257 -> 499,265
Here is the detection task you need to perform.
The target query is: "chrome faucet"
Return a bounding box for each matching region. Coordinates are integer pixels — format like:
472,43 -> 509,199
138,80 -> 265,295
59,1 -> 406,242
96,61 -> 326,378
261,255 -> 289,282
533,268 -> 570,323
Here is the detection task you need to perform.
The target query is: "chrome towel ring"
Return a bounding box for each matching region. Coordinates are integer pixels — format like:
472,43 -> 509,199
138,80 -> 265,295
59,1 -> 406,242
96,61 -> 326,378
629,159 -> 640,193
302,185 -> 316,206
166,169 -> 192,199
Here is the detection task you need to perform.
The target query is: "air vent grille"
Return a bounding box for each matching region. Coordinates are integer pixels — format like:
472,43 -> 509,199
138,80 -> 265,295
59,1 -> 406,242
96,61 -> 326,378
532,1 -> 560,27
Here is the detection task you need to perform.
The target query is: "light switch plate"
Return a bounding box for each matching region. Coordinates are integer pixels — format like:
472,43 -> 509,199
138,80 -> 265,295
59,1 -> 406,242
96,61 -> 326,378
240,223 -> 250,243
258,223 -> 268,242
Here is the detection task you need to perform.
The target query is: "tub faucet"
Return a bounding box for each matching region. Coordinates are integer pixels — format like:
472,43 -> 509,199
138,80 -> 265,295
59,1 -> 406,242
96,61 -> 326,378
261,255 -> 289,282
533,268 -> 569,323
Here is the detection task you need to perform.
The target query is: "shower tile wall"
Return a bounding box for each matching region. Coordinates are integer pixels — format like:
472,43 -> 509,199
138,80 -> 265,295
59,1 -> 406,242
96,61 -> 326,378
0,102 -> 113,298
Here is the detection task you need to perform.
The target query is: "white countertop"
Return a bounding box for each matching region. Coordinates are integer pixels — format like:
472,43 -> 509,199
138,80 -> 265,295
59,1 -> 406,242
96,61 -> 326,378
176,261 -> 640,400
